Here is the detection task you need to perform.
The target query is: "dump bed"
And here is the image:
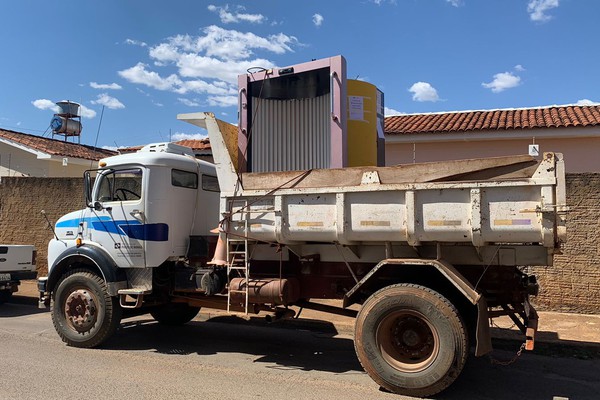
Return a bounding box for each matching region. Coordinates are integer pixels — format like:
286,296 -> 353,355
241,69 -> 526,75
179,112 -> 567,262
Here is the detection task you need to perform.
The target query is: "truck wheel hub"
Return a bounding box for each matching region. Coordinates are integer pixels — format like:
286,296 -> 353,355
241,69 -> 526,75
65,289 -> 97,332
376,310 -> 440,373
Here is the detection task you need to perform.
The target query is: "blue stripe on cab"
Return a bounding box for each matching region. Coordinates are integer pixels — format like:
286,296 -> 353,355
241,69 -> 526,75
57,218 -> 169,241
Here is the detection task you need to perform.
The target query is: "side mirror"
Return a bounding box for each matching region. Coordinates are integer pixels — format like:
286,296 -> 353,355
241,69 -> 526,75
84,171 -> 93,207
93,201 -> 104,212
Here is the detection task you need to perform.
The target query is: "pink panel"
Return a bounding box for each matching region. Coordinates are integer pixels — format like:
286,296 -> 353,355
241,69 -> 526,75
237,55 -> 347,171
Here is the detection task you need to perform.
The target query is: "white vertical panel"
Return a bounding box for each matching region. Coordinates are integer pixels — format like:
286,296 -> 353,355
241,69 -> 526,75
250,94 -> 330,172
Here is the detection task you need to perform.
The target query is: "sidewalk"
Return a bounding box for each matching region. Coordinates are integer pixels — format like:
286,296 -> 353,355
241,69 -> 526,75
14,280 -> 600,351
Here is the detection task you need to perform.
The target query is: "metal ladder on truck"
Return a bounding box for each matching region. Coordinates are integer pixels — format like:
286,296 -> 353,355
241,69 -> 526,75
226,199 -> 250,314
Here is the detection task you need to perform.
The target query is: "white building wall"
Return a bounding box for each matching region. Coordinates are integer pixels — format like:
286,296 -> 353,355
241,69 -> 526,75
0,142 -> 92,178
0,142 -> 49,177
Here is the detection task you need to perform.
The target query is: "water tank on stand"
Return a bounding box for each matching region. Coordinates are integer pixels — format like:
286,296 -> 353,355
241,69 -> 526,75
50,100 -> 82,142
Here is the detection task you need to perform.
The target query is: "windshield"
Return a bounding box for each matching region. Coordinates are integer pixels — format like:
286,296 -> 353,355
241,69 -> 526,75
96,168 -> 143,202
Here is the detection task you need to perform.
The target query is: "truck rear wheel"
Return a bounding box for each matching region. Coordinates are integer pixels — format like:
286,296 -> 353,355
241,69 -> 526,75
150,303 -> 201,325
354,283 -> 468,397
51,269 -> 122,348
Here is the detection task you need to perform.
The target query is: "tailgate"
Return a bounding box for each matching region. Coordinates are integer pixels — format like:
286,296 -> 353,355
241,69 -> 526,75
0,245 -> 36,273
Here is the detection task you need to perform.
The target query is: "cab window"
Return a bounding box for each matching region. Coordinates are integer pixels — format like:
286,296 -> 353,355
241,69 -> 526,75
97,168 -> 142,202
202,175 -> 219,192
172,169 -> 198,189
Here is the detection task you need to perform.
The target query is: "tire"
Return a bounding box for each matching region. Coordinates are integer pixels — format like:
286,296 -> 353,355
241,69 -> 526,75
354,283 -> 468,397
0,289 -> 12,304
51,269 -> 122,348
150,303 -> 201,326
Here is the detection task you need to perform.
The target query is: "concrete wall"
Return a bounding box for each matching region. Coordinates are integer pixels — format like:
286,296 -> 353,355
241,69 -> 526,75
385,137 -> 600,173
0,177 -> 85,276
0,175 -> 598,314
531,173 -> 600,314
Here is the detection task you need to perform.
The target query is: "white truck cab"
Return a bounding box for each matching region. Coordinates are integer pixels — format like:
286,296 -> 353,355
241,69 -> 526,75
49,143 -> 219,271
39,143 -> 220,347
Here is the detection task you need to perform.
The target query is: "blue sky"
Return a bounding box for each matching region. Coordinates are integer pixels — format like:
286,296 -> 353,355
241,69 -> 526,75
0,0 -> 597,149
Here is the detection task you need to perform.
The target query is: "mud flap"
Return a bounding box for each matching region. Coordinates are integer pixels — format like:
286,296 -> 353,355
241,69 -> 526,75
525,300 -> 539,351
475,297 -> 492,356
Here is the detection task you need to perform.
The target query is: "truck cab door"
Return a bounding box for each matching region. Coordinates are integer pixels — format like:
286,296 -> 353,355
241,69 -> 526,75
90,167 -> 146,268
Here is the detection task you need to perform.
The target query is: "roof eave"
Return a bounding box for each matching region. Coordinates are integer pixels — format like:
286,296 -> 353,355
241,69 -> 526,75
384,126 -> 600,143
0,137 -> 50,158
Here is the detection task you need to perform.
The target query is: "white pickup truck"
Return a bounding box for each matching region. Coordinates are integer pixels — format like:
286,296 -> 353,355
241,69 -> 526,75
0,245 -> 37,304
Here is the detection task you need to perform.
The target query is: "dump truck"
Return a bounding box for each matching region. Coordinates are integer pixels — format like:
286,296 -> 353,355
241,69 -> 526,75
38,111 -> 566,397
0,245 -> 36,304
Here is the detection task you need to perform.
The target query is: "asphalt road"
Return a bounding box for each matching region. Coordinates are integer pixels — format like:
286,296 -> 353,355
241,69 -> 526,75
1,300 -> 599,400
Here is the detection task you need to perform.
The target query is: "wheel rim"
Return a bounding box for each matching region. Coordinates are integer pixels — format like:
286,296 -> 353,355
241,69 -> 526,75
64,288 -> 98,333
376,310 -> 440,373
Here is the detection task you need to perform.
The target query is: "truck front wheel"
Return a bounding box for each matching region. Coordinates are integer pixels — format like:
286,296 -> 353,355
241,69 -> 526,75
51,269 -> 122,348
354,283 -> 468,397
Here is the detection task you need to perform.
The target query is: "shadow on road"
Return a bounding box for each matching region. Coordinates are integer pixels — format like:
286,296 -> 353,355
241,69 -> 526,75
102,314 -> 600,400
2,303 -> 598,399
0,299 -> 47,317
106,315 -> 363,374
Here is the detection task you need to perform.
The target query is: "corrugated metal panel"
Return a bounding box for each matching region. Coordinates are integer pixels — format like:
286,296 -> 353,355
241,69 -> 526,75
250,94 -> 330,172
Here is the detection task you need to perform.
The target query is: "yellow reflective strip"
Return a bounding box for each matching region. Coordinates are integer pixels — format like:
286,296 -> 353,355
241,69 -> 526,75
427,220 -> 462,226
360,220 -> 391,227
296,221 -> 324,227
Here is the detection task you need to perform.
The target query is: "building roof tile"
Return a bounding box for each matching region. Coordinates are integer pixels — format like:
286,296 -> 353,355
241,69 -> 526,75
385,105 -> 600,135
0,128 -> 117,160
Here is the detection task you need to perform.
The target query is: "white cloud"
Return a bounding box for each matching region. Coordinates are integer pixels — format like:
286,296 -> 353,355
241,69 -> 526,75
446,0 -> 463,7
125,38 -> 148,47
207,95 -> 238,107
119,62 -> 237,95
207,4 -> 265,24
79,105 -> 97,119
514,64 -> 526,72
384,107 -> 405,116
32,99 -> 59,113
408,82 -> 440,102
527,0 -> 559,22
576,99 -> 599,106
313,14 -> 324,27
159,26 -> 297,62
178,98 -> 201,107
90,82 -> 122,90
32,98 -> 96,118
152,101 -> 164,107
120,25 -> 298,107
369,0 -> 397,4
102,145 -> 126,151
172,132 -> 208,141
119,62 -> 184,91
482,72 -> 521,93
91,93 -> 125,109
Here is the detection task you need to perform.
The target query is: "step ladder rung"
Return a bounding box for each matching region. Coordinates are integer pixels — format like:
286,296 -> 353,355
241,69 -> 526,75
225,199 -> 252,315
